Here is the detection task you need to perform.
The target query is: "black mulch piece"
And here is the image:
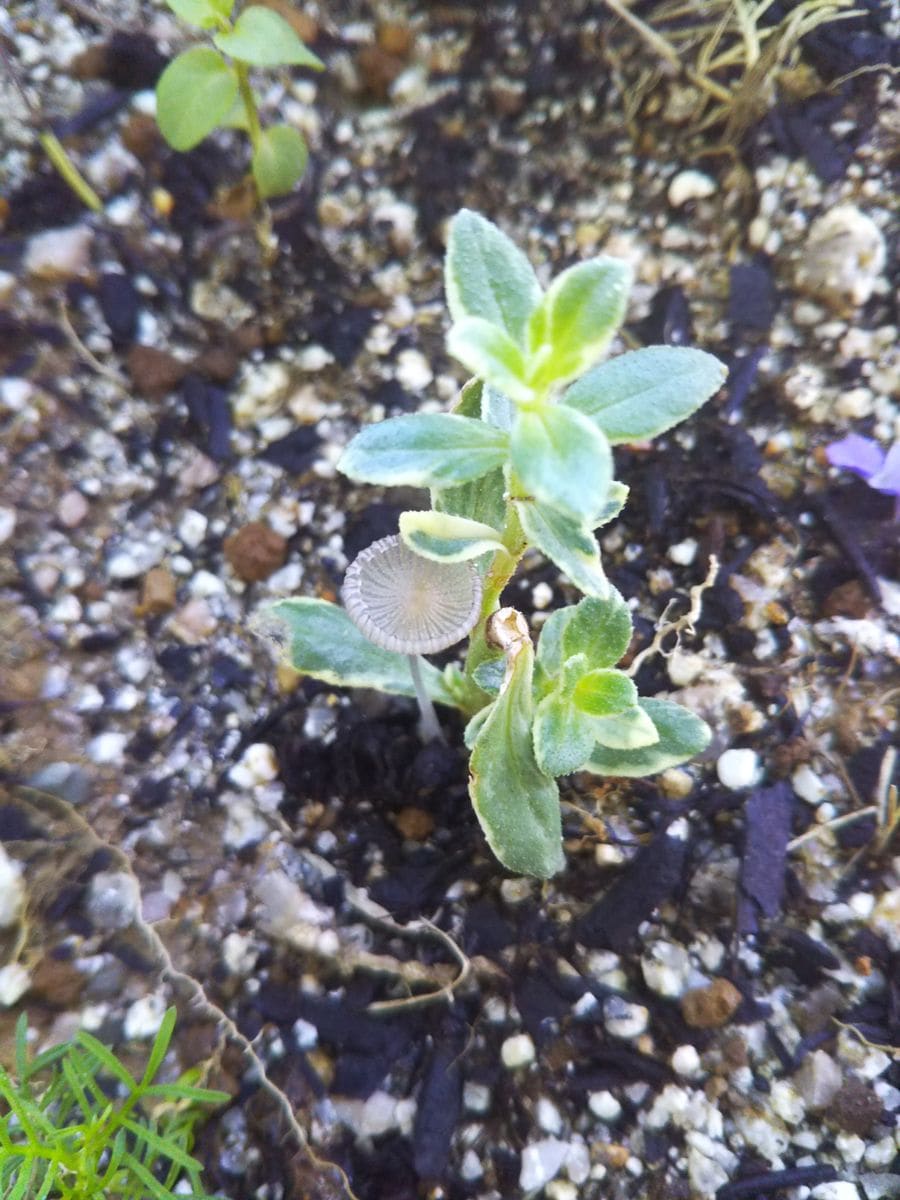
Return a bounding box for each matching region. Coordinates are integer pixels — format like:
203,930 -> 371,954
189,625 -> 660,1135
575,818 -> 690,951
183,374 -> 233,461
97,271 -> 140,346
638,284 -> 693,347
258,424 -> 323,474
728,260 -> 778,334
411,1013 -> 468,1179
89,31 -> 168,90
737,782 -> 794,936
53,88 -> 131,139
716,1164 -> 839,1200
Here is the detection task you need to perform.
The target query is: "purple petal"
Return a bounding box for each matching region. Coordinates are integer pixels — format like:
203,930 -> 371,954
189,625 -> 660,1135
825,433 -> 884,480
867,441 -> 900,497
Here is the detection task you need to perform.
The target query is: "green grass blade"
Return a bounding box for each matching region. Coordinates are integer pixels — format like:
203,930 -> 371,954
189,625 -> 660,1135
139,1008 -> 176,1089
34,1158 -> 59,1200
13,1013 -> 29,1083
74,1033 -> 137,1089
142,1083 -> 230,1105
122,1115 -> 201,1173
120,1150 -> 181,1200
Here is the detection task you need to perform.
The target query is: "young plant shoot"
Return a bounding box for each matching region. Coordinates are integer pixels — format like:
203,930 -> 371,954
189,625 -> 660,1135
268,210 -> 727,878
156,0 -> 323,201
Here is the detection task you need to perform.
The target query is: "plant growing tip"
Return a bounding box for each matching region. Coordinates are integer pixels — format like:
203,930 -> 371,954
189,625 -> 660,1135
343,535 -> 483,741
265,210 -> 726,875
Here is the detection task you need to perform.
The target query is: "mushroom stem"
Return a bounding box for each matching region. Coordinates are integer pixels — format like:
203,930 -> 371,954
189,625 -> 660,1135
408,654 -> 445,744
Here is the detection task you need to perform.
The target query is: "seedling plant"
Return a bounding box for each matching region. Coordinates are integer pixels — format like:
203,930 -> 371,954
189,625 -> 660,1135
0,1006 -> 228,1199
156,0 -> 323,201
269,211 -> 727,878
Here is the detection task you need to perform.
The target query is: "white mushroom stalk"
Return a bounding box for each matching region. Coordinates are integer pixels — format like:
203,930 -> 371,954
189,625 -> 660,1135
342,535 -> 483,742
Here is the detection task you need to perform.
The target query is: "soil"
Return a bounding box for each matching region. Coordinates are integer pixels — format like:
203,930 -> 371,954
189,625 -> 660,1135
0,2 -> 898,1199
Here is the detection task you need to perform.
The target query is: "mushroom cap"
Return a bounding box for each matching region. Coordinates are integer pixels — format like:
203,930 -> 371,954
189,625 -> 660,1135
343,534 -> 483,655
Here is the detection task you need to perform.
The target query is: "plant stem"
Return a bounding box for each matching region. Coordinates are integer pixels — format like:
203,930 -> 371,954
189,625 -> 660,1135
408,654 -> 445,743
39,132 -> 103,212
464,502 -> 527,680
235,62 -> 262,153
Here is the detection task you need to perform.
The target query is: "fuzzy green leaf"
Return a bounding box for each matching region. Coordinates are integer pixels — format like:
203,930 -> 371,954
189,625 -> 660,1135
263,598 -> 458,706
400,510 -> 504,562
572,668 -> 637,716
511,403 -> 612,522
445,209 -> 543,345
590,705 -> 659,750
561,346 -> 727,444
431,381 -> 509,533
339,413 -> 509,488
155,47 -> 238,151
214,5 -> 324,67
471,656 -> 505,695
561,590 -> 633,670
469,629 -> 564,877
252,123 -> 308,197
533,687 -> 598,778
516,500 -> 608,598
447,317 -> 532,403
585,697 -> 710,776
535,605 -> 576,679
527,256 -> 632,389
482,383 -> 516,432
594,480 -> 629,528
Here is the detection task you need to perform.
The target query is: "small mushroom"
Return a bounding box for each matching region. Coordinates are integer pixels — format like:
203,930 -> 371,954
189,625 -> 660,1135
343,534 -> 482,741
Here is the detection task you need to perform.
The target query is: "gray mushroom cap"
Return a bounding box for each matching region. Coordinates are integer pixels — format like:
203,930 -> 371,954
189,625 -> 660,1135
343,534 -> 483,655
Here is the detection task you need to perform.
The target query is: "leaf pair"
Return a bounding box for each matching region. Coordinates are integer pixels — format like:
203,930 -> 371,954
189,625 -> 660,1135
156,2 -> 323,198
445,210 -> 632,400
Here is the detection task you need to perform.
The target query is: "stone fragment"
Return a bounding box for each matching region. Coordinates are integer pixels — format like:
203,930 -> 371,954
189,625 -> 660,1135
794,1050 -> 843,1111
28,954 -> 84,1008
24,226 -> 94,280
127,345 -> 190,396
501,1033 -> 535,1068
0,846 -> 24,928
668,169 -> 717,207
0,507 -> 15,545
224,521 -> 288,582
169,598 -> 216,644
393,806 -> 434,841
58,489 -> 89,528
830,1077 -> 884,1136
716,747 -> 761,790
0,964 -> 30,1007
138,566 -> 177,615
87,871 -> 140,930
795,204 -> 886,312
681,978 -> 742,1029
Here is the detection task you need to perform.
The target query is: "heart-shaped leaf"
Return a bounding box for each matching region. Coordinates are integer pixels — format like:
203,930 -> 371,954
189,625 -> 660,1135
214,5 -> 324,67
155,48 -> 238,151
252,124 -> 307,198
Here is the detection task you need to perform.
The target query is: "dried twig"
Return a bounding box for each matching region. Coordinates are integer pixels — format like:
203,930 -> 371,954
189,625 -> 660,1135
626,555 -> 719,678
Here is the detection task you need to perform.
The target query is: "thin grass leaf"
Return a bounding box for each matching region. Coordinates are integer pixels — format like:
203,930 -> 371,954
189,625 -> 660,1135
61,1054 -> 93,1122
122,1116 -> 201,1173
74,1032 -> 138,1090
99,1127 -> 129,1186
143,1083 -> 231,1105
34,1158 -> 59,1200
14,1013 -> 29,1083
25,1041 -> 69,1080
139,1009 -> 177,1091
5,1156 -> 38,1200
120,1149 -> 182,1200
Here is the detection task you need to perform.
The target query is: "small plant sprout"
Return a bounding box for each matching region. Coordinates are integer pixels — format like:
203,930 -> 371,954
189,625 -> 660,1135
343,535 -> 483,742
156,0 -> 323,202
0,1006 -> 229,1199
826,433 -> 900,518
265,210 -> 727,877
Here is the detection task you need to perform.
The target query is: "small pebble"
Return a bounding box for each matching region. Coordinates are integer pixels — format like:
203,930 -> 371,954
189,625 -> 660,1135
667,169 -> 717,207
0,507 -> 16,545
603,995 -> 649,1039
681,978 -> 742,1029
0,846 -> 24,928
87,870 -> 141,931
519,1139 -> 570,1192
86,732 -> 128,765
794,1050 -> 843,1111
501,1033 -> 535,1068
138,566 -> 177,615
0,964 -> 31,1007
796,204 -> 886,312
224,522 -> 288,582
124,993 -> 167,1040
716,748 -> 761,790
178,508 -> 208,548
671,1044 -> 702,1078
57,490 -> 89,528
588,1091 -> 622,1122
25,225 -> 94,280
